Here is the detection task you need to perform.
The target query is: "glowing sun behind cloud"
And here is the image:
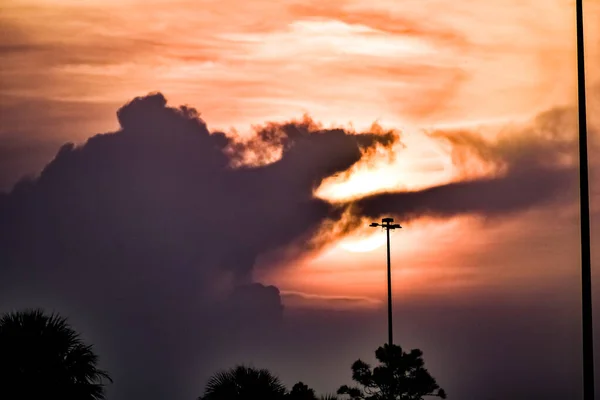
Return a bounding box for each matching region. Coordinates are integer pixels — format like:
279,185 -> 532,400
315,130 -> 455,203
315,130 -> 456,254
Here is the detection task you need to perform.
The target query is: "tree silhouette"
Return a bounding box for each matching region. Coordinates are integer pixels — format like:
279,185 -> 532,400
0,308 -> 112,400
288,381 -> 318,400
337,344 -> 446,400
199,365 -> 287,400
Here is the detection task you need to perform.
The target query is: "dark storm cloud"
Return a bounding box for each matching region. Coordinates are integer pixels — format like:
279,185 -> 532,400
347,105 -> 583,223
0,92 -> 397,400
0,92 -> 595,400
352,167 -> 575,222
0,135 -> 63,191
0,92 -> 397,285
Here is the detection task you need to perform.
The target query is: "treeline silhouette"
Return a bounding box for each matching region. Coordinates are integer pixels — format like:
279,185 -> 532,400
0,309 -> 446,400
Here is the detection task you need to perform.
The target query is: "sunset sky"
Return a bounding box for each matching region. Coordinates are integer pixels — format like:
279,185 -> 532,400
1,0 -> 600,399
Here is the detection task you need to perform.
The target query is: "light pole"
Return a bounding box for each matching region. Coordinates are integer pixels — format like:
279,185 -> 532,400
575,1 -> 594,399
370,217 -> 401,346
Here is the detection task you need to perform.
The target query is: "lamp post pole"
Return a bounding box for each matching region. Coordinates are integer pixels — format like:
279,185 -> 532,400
370,218 -> 401,346
575,1 -> 595,399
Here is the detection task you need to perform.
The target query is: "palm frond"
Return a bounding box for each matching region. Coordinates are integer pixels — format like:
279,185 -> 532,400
0,308 -> 112,400
201,365 -> 286,400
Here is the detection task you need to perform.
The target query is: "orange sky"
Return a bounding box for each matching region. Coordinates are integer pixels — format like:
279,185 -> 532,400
1,0 -> 599,307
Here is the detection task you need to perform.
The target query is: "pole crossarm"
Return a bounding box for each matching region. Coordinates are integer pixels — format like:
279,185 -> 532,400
370,217 -> 401,230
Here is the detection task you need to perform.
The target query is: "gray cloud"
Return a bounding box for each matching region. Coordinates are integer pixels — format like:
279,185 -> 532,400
0,135 -> 63,191
346,98 -> 599,224
0,92 -> 397,400
1,91 -> 598,400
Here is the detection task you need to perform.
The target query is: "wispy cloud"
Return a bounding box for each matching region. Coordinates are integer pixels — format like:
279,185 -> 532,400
281,290 -> 382,310
4,0 -> 596,134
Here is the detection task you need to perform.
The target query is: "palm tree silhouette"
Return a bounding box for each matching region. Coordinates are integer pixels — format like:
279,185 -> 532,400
0,308 -> 112,400
199,365 -> 287,400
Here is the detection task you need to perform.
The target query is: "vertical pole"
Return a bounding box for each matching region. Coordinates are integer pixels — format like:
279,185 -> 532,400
575,1 -> 595,399
386,225 -> 393,346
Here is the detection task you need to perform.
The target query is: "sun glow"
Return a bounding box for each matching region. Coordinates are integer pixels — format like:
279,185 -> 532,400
339,231 -> 387,252
261,216 -> 480,303
312,131 -> 457,255
315,131 -> 455,203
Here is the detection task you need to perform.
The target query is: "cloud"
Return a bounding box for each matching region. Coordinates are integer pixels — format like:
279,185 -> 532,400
345,100 -> 596,224
281,290 -> 381,310
0,135 -> 62,191
287,0 -> 470,50
0,92 -> 397,399
1,91 -> 597,400
1,91 -> 592,303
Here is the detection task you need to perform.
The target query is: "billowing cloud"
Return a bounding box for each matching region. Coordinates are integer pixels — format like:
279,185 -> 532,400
0,135 -> 63,191
0,91 -> 397,287
0,92 -> 398,399
1,91 -> 593,306
346,98 -> 598,224
0,91 -> 597,400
